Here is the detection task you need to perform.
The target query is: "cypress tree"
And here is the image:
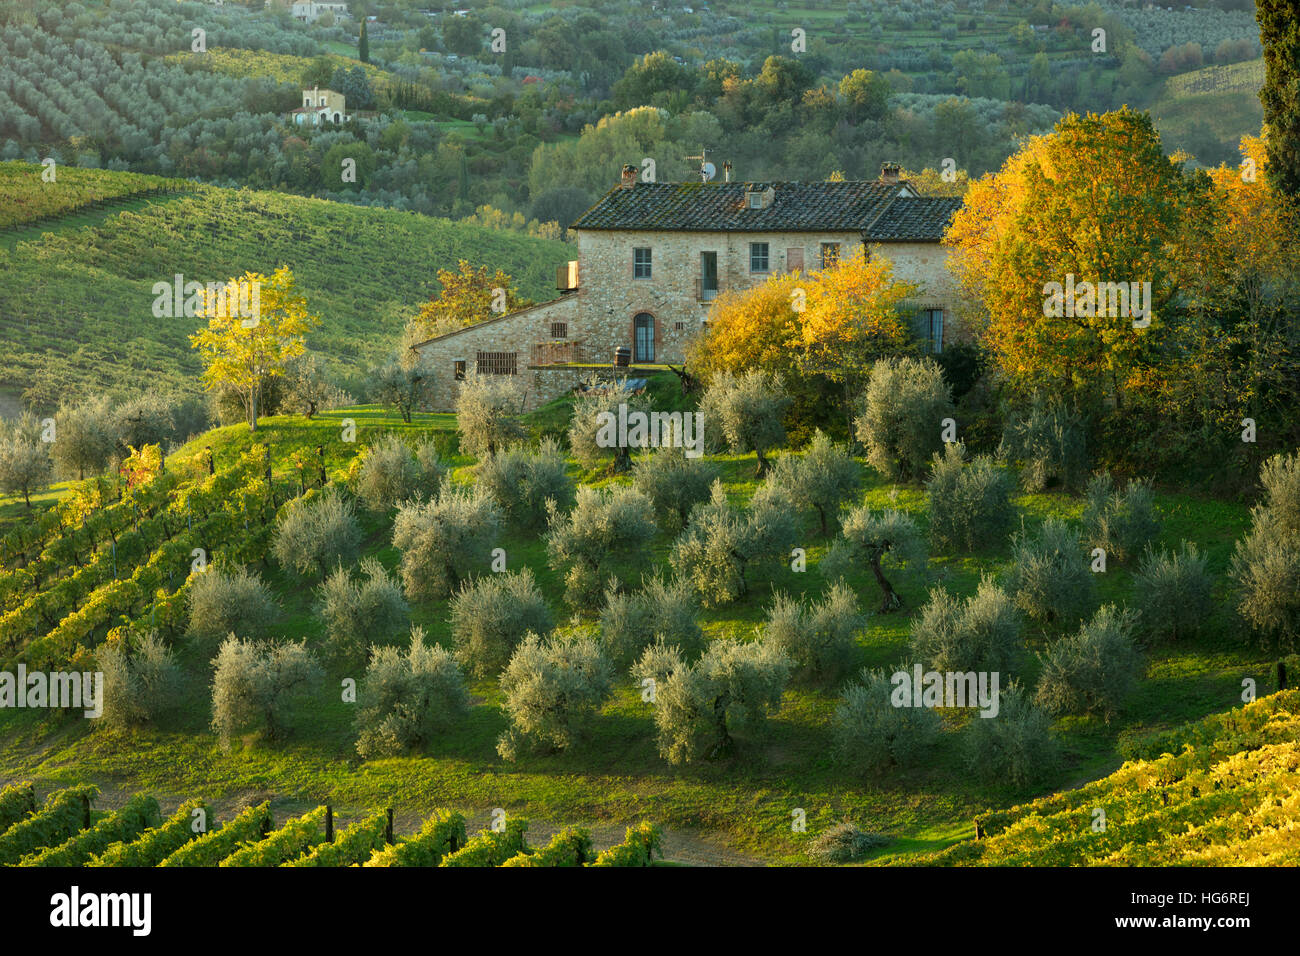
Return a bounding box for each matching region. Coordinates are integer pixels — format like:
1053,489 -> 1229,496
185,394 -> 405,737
1257,0 -> 1300,197
359,20 -> 370,64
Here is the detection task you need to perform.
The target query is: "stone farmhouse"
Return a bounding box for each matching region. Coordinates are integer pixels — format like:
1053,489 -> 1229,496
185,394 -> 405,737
411,164 -> 963,412
290,88 -> 351,127
291,2 -> 350,24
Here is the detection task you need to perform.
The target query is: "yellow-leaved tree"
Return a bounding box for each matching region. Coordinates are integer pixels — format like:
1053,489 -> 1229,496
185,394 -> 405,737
404,259 -> 532,346
189,266 -> 321,433
945,107 -> 1198,412
689,250 -> 918,438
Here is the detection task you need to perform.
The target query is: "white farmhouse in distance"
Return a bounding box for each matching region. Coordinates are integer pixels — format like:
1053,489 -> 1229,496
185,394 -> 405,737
291,87 -> 351,126
291,2 -> 350,24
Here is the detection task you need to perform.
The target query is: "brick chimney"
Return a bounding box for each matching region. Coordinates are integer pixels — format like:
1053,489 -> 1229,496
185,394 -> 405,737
880,162 -> 901,185
620,164 -> 638,188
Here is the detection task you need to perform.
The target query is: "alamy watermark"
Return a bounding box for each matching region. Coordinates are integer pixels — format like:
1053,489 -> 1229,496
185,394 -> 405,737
152,274 -> 261,327
595,404 -> 704,458
891,665 -> 1000,718
1042,274 -> 1151,327
0,665 -> 103,718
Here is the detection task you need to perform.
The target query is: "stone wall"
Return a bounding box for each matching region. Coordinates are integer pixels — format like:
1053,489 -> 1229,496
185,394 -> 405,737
412,230 -> 962,412
414,295 -> 580,412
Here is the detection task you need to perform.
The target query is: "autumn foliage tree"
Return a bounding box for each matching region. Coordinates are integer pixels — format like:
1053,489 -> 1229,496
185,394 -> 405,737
405,260 -> 532,344
946,108 -> 1195,414
688,252 -> 917,438
190,266 -> 320,433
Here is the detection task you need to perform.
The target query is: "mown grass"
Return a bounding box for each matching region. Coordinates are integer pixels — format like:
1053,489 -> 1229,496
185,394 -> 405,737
0,396 -> 1279,865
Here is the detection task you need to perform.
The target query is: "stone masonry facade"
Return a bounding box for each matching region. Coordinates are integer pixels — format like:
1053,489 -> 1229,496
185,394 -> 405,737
413,170 -> 963,413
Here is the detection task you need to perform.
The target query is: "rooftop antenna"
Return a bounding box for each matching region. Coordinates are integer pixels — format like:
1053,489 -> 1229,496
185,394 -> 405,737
685,147 -> 716,182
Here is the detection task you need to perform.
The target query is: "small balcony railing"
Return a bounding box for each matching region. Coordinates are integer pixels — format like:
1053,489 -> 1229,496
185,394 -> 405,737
531,339 -> 586,366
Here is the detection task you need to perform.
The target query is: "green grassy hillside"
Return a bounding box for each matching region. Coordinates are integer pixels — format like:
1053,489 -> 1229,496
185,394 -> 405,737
1152,59 -> 1265,163
0,395 -> 1284,864
0,163 -> 572,407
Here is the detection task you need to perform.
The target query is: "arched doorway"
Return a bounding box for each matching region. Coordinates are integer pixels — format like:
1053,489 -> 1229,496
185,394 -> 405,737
633,313 -> 655,363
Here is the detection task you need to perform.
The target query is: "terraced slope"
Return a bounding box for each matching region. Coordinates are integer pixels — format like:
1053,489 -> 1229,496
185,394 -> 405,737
917,690 -> 1300,866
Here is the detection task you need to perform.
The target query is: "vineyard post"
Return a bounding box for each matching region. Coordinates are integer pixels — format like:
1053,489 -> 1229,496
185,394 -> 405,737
83,795 -> 91,829
325,805 -> 333,843
385,808 -> 393,845
317,446 -> 326,488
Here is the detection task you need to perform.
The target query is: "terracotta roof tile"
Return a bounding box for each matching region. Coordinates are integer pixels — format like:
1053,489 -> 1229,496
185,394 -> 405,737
570,180 -> 933,233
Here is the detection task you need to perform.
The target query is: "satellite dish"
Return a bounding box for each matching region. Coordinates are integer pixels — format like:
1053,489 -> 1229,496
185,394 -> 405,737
701,161 -> 716,182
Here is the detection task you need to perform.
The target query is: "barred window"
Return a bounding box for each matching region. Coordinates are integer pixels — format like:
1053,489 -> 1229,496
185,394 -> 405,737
550,321 -> 568,339
476,351 -> 518,375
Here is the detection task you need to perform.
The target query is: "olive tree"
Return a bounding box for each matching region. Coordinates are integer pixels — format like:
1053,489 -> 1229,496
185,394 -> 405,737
354,627 -> 469,758
909,577 -> 1023,674
354,434 -> 444,512
1229,452 -> 1300,651
97,630 -> 181,729
1007,517 -> 1097,626
271,486 -> 363,578
186,565 -> 279,644
653,638 -> 791,764
767,429 -> 861,535
546,485 -> 657,608
210,636 -> 322,744
761,582 -> 862,683
669,480 -> 798,607
820,505 -> 928,612
1034,604 -> 1141,721
697,369 -> 791,476
496,632 -> 614,760
1134,542 -> 1213,643
1082,471 -> 1159,563
998,394 -> 1088,492
456,370 -> 527,459
449,568 -> 554,677
567,376 -> 649,472
962,682 -> 1060,790
854,357 -> 954,482
370,354 -> 436,424
316,557 -> 409,662
833,664 -> 942,774
600,575 -> 704,669
393,480 -> 502,601
53,395 -> 117,480
632,445 -> 720,532
925,442 -> 1016,552
0,417 -> 52,509
474,438 -> 574,532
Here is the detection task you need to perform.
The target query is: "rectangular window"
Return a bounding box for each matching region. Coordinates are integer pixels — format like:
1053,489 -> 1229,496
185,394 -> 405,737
476,351 -> 518,375
453,360 -> 466,381
633,247 -> 652,279
916,309 -> 944,354
700,251 -> 718,299
750,242 -> 769,273
821,242 -> 840,269
550,321 -> 567,339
